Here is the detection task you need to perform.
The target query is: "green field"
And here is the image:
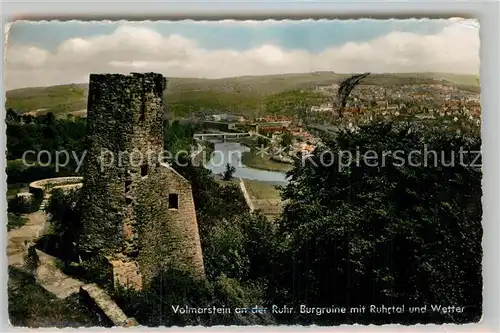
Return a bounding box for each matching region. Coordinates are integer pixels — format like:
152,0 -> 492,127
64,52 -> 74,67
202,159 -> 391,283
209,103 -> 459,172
241,151 -> 294,173
242,179 -> 284,219
243,179 -> 282,200
236,135 -> 293,173
5,72 -> 480,118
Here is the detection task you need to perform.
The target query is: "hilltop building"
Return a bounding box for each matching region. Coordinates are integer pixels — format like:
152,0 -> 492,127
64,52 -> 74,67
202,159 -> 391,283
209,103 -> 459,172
79,73 -> 205,290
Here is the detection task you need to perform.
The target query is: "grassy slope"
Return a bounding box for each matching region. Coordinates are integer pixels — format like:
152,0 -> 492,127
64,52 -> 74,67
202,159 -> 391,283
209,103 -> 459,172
243,179 -> 281,201
6,84 -> 88,116
8,267 -> 101,328
6,72 -> 480,117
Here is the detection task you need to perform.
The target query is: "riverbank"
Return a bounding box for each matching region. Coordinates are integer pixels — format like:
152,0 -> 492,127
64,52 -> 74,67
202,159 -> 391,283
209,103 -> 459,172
233,136 -> 294,173
213,177 -> 284,219
240,179 -> 284,219
242,179 -> 282,200
205,141 -> 289,183
241,151 -> 294,173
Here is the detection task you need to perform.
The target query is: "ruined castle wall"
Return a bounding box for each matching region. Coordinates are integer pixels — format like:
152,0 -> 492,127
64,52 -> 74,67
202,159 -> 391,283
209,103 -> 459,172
160,166 -> 205,277
80,72 -> 205,290
134,165 -> 205,284
80,73 -> 165,255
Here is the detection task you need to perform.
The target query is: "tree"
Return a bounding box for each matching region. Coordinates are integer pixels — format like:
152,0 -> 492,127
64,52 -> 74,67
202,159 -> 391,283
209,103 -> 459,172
6,113 -> 87,164
114,268 -> 274,326
45,188 -> 82,268
6,108 -> 20,122
256,136 -> 269,148
202,216 -> 250,280
272,122 -> 482,325
336,73 -> 370,119
24,245 -> 40,277
45,112 -> 56,125
8,195 -> 38,214
223,163 -> 236,181
164,120 -> 200,156
173,159 -> 248,234
21,114 -> 34,124
265,90 -> 327,116
280,131 -> 293,149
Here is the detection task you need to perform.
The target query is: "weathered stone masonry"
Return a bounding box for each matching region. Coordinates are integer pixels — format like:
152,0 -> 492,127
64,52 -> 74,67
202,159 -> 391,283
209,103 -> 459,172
79,73 -> 205,290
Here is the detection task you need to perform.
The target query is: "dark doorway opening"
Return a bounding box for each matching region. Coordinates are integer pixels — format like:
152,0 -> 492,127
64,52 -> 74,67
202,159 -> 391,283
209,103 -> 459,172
141,164 -> 148,177
168,193 -> 179,210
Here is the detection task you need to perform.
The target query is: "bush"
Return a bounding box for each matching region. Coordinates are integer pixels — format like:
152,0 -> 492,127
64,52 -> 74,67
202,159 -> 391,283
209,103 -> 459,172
202,217 -> 250,280
113,269 -> 274,326
7,213 -> 28,231
8,267 -> 101,327
45,188 -> 82,267
24,246 -> 41,276
222,163 -> 236,181
273,121 -> 482,324
8,195 -> 41,214
78,254 -> 113,289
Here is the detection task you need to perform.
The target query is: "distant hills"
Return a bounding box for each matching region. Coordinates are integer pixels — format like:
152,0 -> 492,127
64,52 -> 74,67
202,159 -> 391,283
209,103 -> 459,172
5,72 -> 480,118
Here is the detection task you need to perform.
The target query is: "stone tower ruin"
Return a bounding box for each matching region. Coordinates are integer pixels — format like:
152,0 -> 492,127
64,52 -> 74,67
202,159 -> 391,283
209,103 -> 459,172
79,73 -> 205,290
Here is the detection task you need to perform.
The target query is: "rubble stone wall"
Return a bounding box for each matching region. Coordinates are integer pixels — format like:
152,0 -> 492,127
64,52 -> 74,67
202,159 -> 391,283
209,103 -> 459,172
135,164 -> 205,284
29,176 -> 83,198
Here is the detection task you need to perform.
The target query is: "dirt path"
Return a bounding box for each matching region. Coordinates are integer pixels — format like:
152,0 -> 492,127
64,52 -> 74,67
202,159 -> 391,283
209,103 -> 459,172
7,181 -> 135,326
7,210 -> 85,299
7,211 -> 47,268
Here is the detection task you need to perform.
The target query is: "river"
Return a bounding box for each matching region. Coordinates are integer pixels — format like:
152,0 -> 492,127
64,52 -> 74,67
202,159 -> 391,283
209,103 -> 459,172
205,141 -> 289,185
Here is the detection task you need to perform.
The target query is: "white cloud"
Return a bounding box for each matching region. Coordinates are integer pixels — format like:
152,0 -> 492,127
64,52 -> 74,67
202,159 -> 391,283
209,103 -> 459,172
448,17 -> 479,29
6,46 -> 50,69
5,21 -> 479,90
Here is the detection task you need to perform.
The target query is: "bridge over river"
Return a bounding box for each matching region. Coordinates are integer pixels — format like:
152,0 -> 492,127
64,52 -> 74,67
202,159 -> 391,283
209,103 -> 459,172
193,131 -> 250,141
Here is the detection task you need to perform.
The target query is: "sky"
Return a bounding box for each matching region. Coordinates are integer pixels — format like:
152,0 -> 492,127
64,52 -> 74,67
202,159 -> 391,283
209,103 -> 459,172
5,18 -> 480,90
